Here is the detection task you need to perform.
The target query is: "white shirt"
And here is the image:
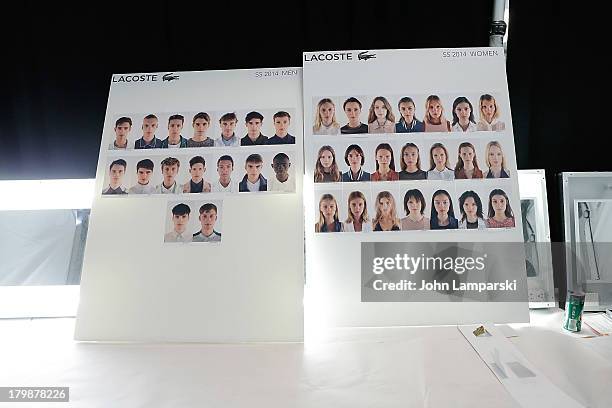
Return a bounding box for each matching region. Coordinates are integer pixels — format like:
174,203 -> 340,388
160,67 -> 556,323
167,142 -> 181,148
344,222 -> 373,232
214,135 -> 239,147
451,122 -> 477,132
268,176 -> 295,193
477,118 -> 505,131
108,141 -> 128,150
155,181 -> 182,194
128,183 -> 155,194
427,167 -> 455,181
164,230 -> 192,243
212,179 -> 236,193
313,123 -> 339,135
247,178 -> 261,192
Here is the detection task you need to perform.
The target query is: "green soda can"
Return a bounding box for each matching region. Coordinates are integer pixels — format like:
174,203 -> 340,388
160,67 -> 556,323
563,291 -> 585,332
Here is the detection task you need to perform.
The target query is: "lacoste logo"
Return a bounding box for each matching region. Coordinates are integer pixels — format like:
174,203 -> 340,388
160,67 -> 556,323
358,51 -> 376,61
162,73 -> 180,82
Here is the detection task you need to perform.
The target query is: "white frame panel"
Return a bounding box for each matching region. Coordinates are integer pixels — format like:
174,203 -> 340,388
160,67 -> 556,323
0,179 -> 95,318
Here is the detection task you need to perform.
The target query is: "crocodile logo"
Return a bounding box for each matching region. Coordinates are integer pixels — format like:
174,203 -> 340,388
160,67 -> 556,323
162,73 -> 180,82
358,51 -> 376,61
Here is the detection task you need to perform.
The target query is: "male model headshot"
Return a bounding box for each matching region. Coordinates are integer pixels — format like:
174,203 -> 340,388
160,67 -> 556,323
240,111 -> 268,146
267,111 -> 295,144
161,114 -> 188,148
212,155 -> 236,193
102,159 -> 128,195
187,112 -> 214,147
155,157 -> 182,194
215,112 -> 239,147
239,154 -> 268,192
134,114 -> 163,149
182,156 -> 212,193
164,203 -> 193,243
109,117 -> 132,149
128,159 -> 155,194
268,152 -> 294,192
192,203 -> 222,242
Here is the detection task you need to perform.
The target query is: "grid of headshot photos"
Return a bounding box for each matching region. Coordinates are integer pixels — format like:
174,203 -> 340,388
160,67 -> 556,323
311,93 -> 517,233
164,199 -> 223,244
101,109 -> 298,196
311,93 -> 507,136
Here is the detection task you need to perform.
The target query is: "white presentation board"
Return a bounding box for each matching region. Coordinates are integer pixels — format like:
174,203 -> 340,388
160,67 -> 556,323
76,68 -> 304,342
303,48 -> 528,327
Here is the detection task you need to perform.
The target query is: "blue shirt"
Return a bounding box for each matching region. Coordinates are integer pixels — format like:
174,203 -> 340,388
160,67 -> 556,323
342,169 -> 371,182
239,174 -> 268,192
320,220 -> 343,232
134,136 -> 162,149
161,136 -> 188,148
395,118 -> 425,133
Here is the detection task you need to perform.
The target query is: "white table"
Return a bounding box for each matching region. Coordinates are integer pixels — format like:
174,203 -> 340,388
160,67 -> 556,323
0,309 -> 610,408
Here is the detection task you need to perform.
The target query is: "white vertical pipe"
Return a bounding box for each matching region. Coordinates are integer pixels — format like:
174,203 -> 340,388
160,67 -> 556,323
489,0 -> 507,48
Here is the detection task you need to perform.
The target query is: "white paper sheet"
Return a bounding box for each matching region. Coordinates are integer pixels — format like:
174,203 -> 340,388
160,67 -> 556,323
302,47 -> 528,327
458,324 -> 585,408
76,68 -> 304,342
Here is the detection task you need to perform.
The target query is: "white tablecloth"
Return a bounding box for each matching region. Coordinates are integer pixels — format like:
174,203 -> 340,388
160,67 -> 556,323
0,309 -> 610,408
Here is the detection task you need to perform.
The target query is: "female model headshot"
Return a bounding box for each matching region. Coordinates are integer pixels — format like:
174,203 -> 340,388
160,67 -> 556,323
314,145 -> 341,183
400,189 -> 430,230
454,142 -> 484,179
484,141 -> 510,178
458,190 -> 487,229
367,96 -> 395,134
371,143 -> 399,181
486,189 -> 515,228
395,96 -> 425,133
427,142 -> 454,181
315,193 -> 344,232
451,96 -> 477,132
341,97 -> 369,134
313,98 -> 340,135
372,191 -> 401,231
476,94 -> 506,131
344,191 -> 373,232
430,189 -> 458,229
423,95 -> 451,132
342,144 -> 371,182
399,143 -> 427,180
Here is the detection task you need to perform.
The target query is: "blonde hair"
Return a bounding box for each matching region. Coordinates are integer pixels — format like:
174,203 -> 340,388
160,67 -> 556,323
315,194 -> 340,232
373,191 -> 400,227
479,94 -> 501,121
314,145 -> 341,182
485,141 -> 507,169
313,98 -> 339,131
345,191 -> 369,224
424,95 -> 445,125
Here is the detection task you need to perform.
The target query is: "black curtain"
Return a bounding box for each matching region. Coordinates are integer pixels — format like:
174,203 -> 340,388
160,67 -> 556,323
0,1 -> 491,180
1,0 -> 601,245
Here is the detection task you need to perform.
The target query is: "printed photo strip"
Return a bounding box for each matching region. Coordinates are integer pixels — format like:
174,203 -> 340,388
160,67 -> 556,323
164,199 -> 223,244
101,109 -> 298,196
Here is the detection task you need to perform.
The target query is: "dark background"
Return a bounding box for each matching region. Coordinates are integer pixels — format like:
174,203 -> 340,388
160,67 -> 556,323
0,1 -> 600,245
